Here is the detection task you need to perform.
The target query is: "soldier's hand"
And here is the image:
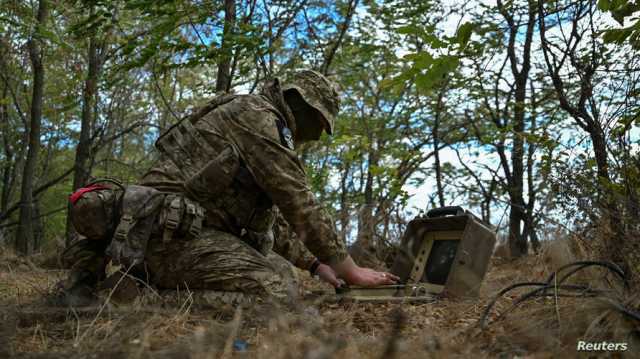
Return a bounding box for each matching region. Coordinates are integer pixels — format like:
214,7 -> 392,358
332,255 -> 399,287
342,267 -> 399,287
315,263 -> 343,288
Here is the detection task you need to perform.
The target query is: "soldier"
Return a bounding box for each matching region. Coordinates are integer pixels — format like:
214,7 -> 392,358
58,70 -> 398,306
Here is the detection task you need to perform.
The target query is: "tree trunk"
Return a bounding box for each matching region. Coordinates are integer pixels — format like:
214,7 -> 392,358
482,179 -> 496,224
351,147 -> 380,267
590,123 -> 624,263
433,89 -> 446,207
216,0 -> 236,93
356,171 -> 374,249
528,219 -> 540,253
32,199 -> 44,250
66,27 -> 102,245
16,0 -> 47,255
1,84 -> 13,214
508,100 -> 527,257
338,161 -> 351,243
498,0 -> 535,258
524,81 -> 539,253
509,80 -> 527,256
537,0 -> 625,267
0,149 -> 11,215
507,204 -> 527,257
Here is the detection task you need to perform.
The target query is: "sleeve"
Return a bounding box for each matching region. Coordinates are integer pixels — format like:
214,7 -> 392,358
139,157 -> 185,193
215,102 -> 348,266
272,208 -> 317,270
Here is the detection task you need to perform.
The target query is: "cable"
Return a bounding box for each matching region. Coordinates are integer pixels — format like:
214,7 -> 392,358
478,261 -> 637,329
545,261 -> 629,290
479,282 -> 547,328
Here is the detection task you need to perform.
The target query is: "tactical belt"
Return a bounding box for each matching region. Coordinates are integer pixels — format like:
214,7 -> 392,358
108,187 -> 206,267
108,185 -> 165,266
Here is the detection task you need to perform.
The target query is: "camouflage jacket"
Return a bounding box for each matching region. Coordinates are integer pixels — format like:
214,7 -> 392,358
140,93 -> 347,269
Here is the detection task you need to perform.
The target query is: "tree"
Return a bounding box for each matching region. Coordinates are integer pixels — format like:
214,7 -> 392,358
16,0 -> 48,255
215,0 -> 236,92
495,0 -> 536,258
460,0 -> 559,257
538,0 -> 640,267
66,2 -> 112,244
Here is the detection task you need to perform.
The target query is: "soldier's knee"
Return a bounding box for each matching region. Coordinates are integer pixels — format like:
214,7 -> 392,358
257,267 -> 298,303
60,239 -> 108,270
215,265 -> 296,302
61,240 -> 88,269
266,252 -> 299,288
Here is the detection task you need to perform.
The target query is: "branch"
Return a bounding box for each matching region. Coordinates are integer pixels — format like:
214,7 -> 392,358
151,63 -> 180,122
0,206 -> 66,229
537,0 -> 593,130
0,167 -> 74,222
0,69 -> 28,127
320,0 -> 359,75
94,121 -> 149,150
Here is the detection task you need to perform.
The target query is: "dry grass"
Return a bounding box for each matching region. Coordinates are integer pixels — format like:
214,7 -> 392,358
1,240 -> 638,358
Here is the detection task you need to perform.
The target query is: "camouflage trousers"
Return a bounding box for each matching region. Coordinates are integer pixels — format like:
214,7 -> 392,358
62,228 -> 299,304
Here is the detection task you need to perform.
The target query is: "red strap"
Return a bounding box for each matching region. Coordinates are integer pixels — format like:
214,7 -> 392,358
69,184 -> 109,205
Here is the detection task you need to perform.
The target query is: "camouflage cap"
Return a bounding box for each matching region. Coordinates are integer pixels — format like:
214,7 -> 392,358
282,70 -> 340,135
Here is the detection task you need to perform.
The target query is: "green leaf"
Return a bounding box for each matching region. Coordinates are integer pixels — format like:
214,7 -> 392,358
397,24 -> 421,36
378,77 -> 396,89
602,28 -> 633,44
404,51 -> 433,69
597,0 -> 611,11
456,22 -> 474,47
369,165 -> 386,176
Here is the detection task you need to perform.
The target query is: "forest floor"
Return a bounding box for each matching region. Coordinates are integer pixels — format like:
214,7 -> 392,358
1,243 -> 638,358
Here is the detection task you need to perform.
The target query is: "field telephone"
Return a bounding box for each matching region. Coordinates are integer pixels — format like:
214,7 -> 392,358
337,206 -> 496,302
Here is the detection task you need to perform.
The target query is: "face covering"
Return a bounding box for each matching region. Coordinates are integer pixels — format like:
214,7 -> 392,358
284,89 -> 325,144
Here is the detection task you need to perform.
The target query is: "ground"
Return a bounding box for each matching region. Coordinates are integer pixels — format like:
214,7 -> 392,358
0,243 -> 638,358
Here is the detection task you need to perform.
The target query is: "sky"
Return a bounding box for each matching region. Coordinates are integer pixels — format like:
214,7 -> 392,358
363,0 -> 639,232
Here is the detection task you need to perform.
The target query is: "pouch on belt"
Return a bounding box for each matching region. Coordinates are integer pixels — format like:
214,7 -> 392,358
107,185 -> 164,266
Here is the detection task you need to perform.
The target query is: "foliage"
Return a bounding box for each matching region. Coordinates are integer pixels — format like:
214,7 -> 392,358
0,0 -> 638,262
598,0 -> 640,49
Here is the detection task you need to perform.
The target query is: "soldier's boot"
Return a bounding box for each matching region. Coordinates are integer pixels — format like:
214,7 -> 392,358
57,237 -> 111,307
49,270 -> 100,307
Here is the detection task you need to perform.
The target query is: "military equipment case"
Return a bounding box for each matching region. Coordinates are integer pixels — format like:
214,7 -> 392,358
338,206 -> 496,301
391,206 -> 496,297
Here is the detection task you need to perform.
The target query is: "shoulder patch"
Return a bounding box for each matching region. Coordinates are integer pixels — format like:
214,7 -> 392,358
281,127 -> 295,150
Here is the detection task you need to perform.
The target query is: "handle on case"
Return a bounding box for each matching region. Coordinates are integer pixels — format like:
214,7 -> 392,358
426,206 -> 465,218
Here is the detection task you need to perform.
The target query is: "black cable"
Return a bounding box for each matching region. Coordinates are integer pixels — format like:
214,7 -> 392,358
479,282 -> 546,328
597,297 -> 640,323
494,284 -> 612,324
479,261 -> 635,329
544,261 -> 628,290
531,292 -> 601,298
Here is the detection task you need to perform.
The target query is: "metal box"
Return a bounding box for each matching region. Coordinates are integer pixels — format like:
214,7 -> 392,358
335,207 -> 496,301
390,206 -> 496,297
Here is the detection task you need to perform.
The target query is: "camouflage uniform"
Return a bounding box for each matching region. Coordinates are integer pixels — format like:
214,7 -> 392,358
62,71 -> 346,303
